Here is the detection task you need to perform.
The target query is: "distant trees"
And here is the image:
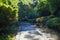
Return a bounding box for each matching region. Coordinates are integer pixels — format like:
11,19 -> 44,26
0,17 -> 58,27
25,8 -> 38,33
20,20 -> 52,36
18,1 -> 38,21
18,0 -> 60,19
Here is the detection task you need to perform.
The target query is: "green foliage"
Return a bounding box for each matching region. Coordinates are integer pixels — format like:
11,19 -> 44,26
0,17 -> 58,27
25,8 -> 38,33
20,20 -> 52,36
0,0 -> 18,40
0,0 -> 19,33
36,0 -> 51,16
9,0 -> 19,8
0,0 -> 8,4
0,0 -> 19,7
18,2 -> 38,21
0,0 -> 19,25
0,33 -> 14,40
21,0 -> 30,5
47,0 -> 60,7
0,21 -> 17,40
0,20 -> 17,40
36,0 -> 60,17
46,18 -> 60,31
54,9 -> 60,17
46,0 -> 60,14
0,3 -> 17,30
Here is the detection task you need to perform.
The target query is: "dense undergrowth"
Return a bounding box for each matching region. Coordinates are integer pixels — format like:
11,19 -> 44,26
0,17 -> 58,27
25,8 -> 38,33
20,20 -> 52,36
0,0 -> 19,40
46,18 -> 60,32
0,21 -> 18,40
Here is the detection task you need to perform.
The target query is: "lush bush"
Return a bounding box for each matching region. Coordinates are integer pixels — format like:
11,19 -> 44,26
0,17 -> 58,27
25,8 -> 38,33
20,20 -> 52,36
0,3 -> 17,30
47,0 -> 60,14
42,15 -> 55,24
46,18 -> 60,31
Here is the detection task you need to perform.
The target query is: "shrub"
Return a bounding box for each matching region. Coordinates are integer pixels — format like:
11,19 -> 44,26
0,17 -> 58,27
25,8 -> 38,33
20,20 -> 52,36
36,16 -> 45,23
46,18 -> 60,31
42,15 -> 55,24
0,3 -> 17,30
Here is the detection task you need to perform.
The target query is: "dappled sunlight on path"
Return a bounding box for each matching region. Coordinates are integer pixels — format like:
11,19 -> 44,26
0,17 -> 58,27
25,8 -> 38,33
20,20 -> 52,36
15,22 -> 59,40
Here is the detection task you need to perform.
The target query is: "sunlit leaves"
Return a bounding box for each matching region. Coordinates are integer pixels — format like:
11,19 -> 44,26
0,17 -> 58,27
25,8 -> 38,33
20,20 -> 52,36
38,0 -> 47,3
21,0 -> 30,5
0,0 -> 19,26
9,0 -> 19,8
0,0 -> 8,4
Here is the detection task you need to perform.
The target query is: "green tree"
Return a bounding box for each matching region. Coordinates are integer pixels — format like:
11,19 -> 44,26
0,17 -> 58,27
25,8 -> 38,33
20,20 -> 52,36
47,0 -> 60,17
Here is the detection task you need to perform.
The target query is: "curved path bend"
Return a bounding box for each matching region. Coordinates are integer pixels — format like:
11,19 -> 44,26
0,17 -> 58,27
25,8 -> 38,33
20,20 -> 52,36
15,22 -> 60,40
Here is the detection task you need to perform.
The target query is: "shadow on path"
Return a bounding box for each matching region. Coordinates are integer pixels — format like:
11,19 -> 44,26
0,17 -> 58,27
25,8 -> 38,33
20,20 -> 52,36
15,21 -> 60,40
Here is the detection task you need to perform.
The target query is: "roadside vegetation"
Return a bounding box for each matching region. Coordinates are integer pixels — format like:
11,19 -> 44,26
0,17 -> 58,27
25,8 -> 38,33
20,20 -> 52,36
0,0 -> 60,40
0,0 -> 18,40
